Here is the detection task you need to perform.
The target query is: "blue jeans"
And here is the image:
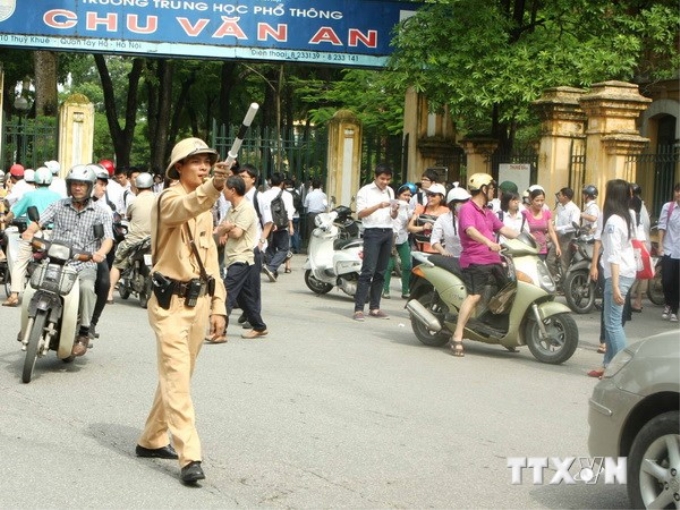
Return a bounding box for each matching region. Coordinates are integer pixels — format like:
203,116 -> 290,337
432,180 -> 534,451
603,275 -> 635,367
354,228 -> 393,312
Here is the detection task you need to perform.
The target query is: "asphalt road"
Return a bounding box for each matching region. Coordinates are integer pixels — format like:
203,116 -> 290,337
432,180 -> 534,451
0,255 -> 677,509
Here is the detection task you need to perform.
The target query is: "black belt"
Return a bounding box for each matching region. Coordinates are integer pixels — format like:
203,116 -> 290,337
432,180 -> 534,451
365,227 -> 392,232
173,279 -> 207,298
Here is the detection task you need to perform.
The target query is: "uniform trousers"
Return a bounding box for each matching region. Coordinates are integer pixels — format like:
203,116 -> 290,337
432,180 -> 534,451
138,292 -> 210,468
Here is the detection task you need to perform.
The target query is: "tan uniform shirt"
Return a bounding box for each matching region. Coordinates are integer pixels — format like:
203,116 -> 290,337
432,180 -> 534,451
126,190 -> 155,242
224,199 -> 257,266
152,179 -> 226,315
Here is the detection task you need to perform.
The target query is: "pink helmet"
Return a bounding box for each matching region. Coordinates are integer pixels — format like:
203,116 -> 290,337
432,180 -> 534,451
99,159 -> 115,177
9,163 -> 25,178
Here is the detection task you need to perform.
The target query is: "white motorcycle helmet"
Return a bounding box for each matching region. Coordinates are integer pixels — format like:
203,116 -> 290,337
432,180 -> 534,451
44,160 -> 61,176
446,186 -> 471,205
66,164 -> 97,203
24,169 -> 36,184
34,166 -> 53,186
135,172 -> 154,190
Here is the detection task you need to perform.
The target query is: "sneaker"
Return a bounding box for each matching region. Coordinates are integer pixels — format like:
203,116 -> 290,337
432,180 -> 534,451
382,291 -> 391,299
662,306 -> 671,320
671,314 -> 678,323
241,329 -> 268,339
353,311 -> 365,322
262,266 -> 277,282
285,251 -> 293,260
237,313 -> 247,324
401,293 -> 410,299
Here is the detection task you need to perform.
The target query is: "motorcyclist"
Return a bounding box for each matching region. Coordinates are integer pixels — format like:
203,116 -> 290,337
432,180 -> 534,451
21,164 -> 114,356
5,164 -> 31,206
450,173 -> 519,357
2,166 -> 62,307
45,160 -> 68,198
107,172 -> 155,303
581,185 -> 599,233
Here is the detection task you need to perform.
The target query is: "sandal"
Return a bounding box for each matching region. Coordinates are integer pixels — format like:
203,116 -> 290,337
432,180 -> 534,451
597,345 -> 606,354
451,341 -> 465,357
284,268 -> 292,273
2,295 -> 19,307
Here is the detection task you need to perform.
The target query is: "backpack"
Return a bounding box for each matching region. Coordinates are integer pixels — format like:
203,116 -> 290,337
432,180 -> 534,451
290,188 -> 303,213
270,189 -> 289,229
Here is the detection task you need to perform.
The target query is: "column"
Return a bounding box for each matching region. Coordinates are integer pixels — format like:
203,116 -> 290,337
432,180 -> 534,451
58,93 -> 95,175
326,109 -> 362,208
458,136 -> 498,180
532,86 -> 587,197
579,81 -> 651,192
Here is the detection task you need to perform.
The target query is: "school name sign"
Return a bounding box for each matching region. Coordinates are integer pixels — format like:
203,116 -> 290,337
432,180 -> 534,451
0,0 -> 418,67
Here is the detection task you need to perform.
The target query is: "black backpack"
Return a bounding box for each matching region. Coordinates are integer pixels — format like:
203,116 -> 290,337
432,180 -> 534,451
270,189 -> 289,229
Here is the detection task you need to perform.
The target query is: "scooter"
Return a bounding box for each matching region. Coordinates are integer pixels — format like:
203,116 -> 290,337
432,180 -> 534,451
18,208 -> 103,383
562,224 -> 600,314
117,236 -> 153,308
303,208 -> 363,298
406,235 -> 579,365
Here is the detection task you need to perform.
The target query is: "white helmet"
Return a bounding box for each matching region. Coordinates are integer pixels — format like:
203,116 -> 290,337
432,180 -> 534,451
135,172 -> 154,190
66,164 -> 97,202
34,166 -> 53,186
467,173 -> 494,191
44,160 -> 61,176
446,186 -> 471,204
0,170 -> 5,183
24,169 -> 36,183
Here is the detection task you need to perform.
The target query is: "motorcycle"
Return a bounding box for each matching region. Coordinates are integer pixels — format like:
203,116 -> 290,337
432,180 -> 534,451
406,235 -> 579,365
117,236 -> 153,308
562,224 -> 601,314
18,209 -> 104,383
303,208 -> 363,298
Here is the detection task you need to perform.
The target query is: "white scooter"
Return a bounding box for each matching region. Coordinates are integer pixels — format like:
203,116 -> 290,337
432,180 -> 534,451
303,209 -> 363,297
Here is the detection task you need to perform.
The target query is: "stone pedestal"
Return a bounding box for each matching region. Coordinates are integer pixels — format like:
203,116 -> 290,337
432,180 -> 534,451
458,137 -> 498,181
326,110 -> 362,207
58,94 -> 95,175
579,81 -> 651,193
403,87 -> 458,182
533,86 -> 587,197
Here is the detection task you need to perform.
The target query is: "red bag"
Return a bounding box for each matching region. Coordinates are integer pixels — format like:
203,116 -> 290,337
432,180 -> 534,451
632,239 -> 654,280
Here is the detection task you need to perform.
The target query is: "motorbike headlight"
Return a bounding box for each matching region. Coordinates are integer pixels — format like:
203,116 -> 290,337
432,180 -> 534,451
58,267 -> 78,296
47,243 -> 71,262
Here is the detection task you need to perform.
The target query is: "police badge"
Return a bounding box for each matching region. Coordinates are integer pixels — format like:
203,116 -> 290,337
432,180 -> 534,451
0,0 -> 16,23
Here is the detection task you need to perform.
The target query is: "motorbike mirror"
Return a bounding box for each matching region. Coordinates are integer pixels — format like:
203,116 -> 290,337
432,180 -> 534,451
93,223 -> 104,240
27,206 -> 40,223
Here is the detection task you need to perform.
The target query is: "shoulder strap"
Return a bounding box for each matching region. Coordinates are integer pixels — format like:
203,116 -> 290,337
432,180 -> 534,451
253,190 -> 263,227
669,202 -> 675,222
185,224 -> 210,282
152,192 -> 164,267
520,214 -> 526,232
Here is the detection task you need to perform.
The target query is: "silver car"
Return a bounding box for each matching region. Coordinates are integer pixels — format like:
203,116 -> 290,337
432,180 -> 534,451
588,330 -> 679,508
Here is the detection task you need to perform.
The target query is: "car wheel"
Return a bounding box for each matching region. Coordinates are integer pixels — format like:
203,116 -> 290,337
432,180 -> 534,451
627,410 -> 680,509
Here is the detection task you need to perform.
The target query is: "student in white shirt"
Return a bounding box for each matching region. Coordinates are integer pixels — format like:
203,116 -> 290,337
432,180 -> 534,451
431,186 -> 471,258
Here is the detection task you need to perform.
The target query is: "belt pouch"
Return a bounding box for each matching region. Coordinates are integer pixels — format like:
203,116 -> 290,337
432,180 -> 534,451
152,272 -> 174,310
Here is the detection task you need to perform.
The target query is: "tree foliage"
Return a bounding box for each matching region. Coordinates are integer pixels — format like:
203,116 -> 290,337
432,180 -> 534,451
387,0 -> 680,150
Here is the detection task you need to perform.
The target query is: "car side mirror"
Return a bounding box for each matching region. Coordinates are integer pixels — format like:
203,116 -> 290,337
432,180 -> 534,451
27,206 -> 40,223
93,223 -> 104,240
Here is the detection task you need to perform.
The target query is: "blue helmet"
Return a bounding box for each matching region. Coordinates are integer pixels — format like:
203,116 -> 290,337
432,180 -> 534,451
398,182 -> 417,195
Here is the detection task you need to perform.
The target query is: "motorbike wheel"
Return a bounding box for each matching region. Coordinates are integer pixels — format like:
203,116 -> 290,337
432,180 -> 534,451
525,312 -> 578,364
22,311 -> 47,383
564,270 -> 596,314
118,281 -> 131,300
410,291 -> 450,347
304,270 -> 333,294
140,276 -> 152,309
647,265 -> 665,306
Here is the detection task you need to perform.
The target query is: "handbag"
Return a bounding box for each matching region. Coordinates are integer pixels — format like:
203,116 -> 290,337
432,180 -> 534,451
632,238 -> 654,280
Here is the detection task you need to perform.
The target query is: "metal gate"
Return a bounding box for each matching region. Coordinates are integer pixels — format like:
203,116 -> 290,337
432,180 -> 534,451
1,116 -> 58,170
629,145 -> 679,217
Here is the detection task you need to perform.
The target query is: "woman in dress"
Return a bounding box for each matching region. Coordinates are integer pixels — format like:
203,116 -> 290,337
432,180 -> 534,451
588,179 -> 637,378
431,186 -> 471,257
522,187 -> 560,260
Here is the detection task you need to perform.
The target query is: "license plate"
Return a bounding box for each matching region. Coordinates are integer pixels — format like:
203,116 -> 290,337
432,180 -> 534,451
144,254 -> 153,266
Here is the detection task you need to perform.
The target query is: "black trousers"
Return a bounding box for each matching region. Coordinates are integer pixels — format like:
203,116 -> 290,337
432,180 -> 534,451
662,255 -> 680,314
225,261 -> 266,331
91,260 -> 110,327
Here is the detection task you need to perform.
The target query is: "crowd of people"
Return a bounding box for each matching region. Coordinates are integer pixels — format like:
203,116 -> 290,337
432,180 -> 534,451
1,145 -> 678,486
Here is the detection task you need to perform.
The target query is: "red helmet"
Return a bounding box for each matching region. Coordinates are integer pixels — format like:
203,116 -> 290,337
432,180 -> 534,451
9,163 -> 25,178
98,159 -> 115,177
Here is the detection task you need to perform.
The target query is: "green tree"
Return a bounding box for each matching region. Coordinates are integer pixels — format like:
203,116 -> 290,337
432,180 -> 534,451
387,0 -> 680,152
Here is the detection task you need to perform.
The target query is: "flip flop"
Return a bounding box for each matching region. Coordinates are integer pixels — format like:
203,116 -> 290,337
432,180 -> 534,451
2,296 -> 19,307
205,336 -> 228,344
597,346 -> 606,354
451,341 -> 465,357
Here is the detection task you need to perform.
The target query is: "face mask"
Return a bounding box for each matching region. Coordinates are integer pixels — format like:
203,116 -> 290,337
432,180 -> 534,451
454,203 -> 464,213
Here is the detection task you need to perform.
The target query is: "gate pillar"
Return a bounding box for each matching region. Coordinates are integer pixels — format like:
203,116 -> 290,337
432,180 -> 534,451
458,136 -> 498,180
326,109 -> 362,207
579,81 -> 651,191
533,86 -> 587,196
58,94 -> 94,175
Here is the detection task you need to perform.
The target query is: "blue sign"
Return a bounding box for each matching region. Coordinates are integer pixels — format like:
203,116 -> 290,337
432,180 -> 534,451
0,0 -> 418,67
